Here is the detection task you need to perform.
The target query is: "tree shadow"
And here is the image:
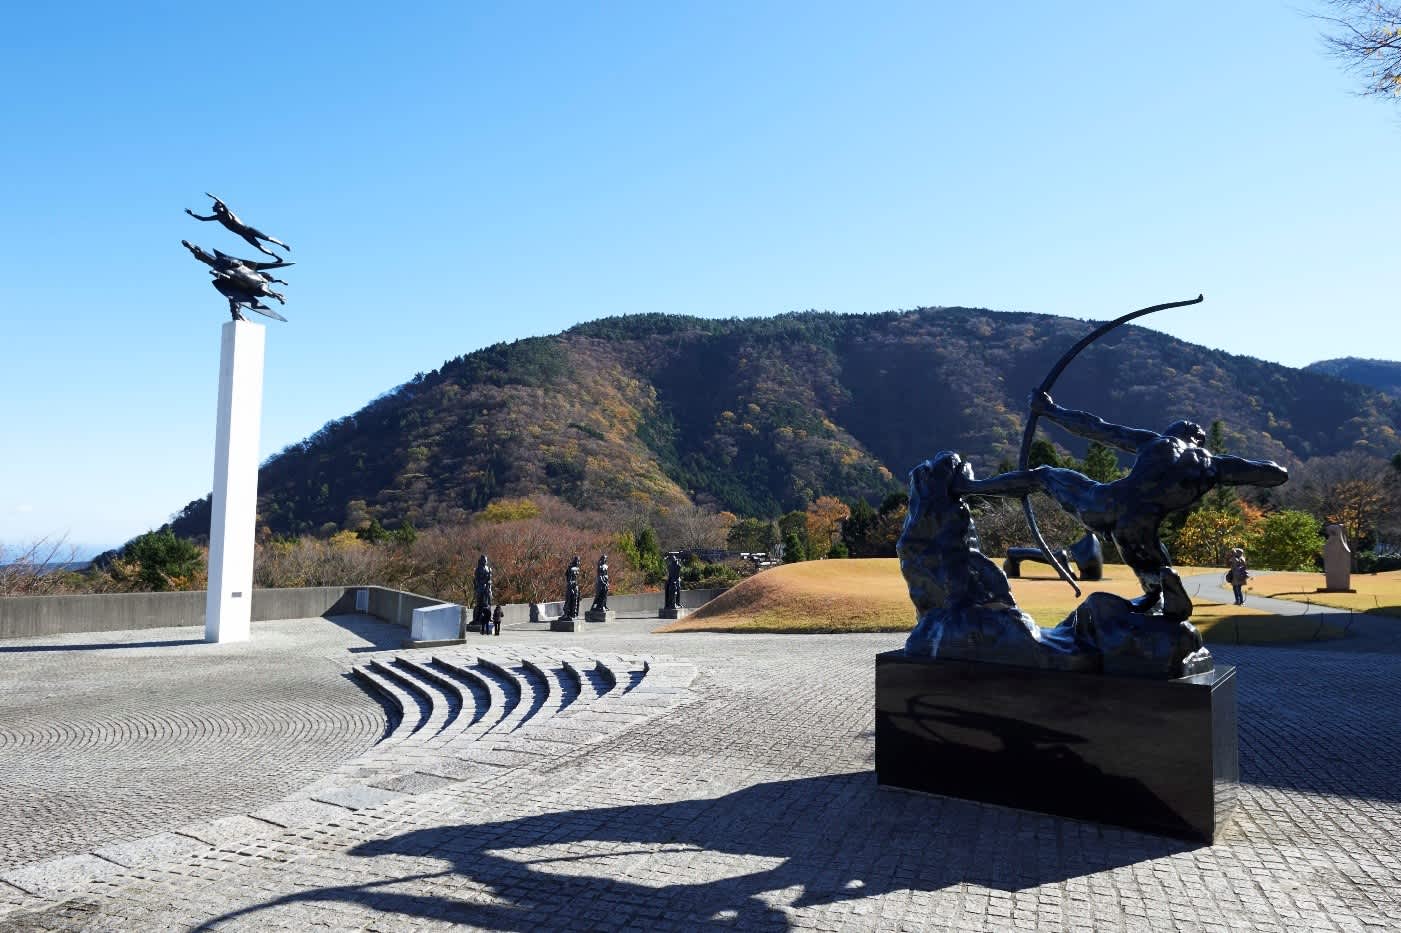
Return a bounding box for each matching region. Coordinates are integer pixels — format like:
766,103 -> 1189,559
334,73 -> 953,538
197,772 -> 1193,930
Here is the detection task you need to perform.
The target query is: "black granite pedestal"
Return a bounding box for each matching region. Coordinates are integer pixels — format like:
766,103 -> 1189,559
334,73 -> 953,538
550,617 -> 579,632
875,651 -> 1238,842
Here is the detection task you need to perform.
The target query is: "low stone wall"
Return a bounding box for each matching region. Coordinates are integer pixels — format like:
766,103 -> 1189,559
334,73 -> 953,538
0,583 -> 727,641
529,587 -> 726,622
0,586 -> 408,641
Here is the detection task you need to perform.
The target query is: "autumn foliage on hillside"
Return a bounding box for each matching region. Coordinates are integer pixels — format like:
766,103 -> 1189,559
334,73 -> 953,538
156,308 -> 1399,552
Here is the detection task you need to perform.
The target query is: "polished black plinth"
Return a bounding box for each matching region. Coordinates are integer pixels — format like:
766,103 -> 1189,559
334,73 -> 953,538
875,651 -> 1238,842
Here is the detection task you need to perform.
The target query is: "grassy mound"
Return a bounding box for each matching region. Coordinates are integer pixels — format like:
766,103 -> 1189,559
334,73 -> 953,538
659,559 -> 1340,644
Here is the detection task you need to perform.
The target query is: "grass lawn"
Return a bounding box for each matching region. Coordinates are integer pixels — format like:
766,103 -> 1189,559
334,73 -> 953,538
1253,570 -> 1401,618
659,558 -> 1340,643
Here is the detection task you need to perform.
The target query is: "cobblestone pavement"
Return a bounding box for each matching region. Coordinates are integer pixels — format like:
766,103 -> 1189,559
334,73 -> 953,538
1,612 -> 1400,931
0,617 -> 394,869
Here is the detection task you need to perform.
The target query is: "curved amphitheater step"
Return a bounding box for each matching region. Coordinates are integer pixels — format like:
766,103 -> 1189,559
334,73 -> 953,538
0,648 -> 698,922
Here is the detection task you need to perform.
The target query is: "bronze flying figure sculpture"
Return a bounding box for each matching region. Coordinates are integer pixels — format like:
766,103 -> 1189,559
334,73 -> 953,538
183,195 -> 294,323
210,272 -> 287,322
182,240 -> 293,284
186,193 -> 291,259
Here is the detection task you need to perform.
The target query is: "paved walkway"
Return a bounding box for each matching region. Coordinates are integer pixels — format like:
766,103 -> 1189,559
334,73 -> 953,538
0,610 -> 1399,931
1182,571 -> 1401,652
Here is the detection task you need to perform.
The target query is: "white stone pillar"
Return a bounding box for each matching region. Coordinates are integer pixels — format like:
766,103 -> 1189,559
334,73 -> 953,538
205,320 -> 266,643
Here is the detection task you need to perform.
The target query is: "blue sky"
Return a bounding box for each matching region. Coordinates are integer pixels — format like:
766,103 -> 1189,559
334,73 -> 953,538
2,1 -> 1398,556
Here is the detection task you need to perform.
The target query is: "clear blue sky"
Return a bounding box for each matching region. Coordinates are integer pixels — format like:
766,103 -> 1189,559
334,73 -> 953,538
2,1 -> 1397,556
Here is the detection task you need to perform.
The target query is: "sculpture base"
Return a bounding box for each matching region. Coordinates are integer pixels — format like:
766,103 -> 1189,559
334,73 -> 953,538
403,637 -> 466,649
658,607 -> 687,619
550,617 -> 579,632
1316,588 -> 1356,594
875,651 -> 1238,842
585,609 -> 615,624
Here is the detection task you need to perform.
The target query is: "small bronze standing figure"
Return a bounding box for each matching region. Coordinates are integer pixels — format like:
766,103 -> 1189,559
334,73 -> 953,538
472,555 -> 494,632
562,556 -> 581,620
591,553 -> 610,612
186,193 -> 292,259
663,552 -> 682,612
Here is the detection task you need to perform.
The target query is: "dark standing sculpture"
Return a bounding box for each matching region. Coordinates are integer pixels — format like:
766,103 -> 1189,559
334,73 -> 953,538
472,555 -> 494,632
591,553 -> 610,612
183,195 -> 294,322
664,552 -> 682,612
562,556 -> 581,621
186,193 -> 292,259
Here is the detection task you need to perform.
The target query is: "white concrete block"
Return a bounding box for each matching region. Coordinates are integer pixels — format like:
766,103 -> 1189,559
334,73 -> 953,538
205,321 -> 266,644
411,603 -> 462,642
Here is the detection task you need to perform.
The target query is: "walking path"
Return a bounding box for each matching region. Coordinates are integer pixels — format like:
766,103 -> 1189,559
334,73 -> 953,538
1182,571 -> 1401,652
0,608 -> 1399,931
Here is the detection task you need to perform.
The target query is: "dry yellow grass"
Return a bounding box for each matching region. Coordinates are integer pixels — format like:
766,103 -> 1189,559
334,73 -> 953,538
1254,570 -> 1401,618
659,558 -> 1337,643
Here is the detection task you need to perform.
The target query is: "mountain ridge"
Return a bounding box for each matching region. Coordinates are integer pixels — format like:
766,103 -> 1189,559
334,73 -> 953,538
167,308 -> 1401,540
1305,357 -> 1401,398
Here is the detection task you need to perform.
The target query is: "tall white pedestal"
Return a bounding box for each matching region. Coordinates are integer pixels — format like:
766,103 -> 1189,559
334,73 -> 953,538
205,320 -> 266,643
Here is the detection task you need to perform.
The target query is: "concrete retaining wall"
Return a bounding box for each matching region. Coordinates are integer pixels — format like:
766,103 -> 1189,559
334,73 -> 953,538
0,583 -> 726,641
528,587 -> 726,622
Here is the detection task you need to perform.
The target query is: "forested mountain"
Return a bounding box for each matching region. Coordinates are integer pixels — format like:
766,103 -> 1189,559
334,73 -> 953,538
168,308 -> 1401,539
1305,357 -> 1401,398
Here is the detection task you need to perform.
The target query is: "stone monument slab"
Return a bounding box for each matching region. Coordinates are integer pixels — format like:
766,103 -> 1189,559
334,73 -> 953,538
410,603 -> 463,643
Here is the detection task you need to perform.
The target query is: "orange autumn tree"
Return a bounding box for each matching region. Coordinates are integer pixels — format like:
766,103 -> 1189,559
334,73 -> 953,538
805,496 -> 851,558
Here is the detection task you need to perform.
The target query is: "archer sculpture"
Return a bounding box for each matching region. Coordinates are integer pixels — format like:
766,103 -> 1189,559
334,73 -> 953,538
899,296 -> 1288,678
959,392 -> 1287,617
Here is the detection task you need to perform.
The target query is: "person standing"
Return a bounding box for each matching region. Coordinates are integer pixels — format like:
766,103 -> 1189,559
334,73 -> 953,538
1226,548 -> 1248,605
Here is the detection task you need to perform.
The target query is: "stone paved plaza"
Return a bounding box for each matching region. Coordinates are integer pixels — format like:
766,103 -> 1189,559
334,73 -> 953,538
0,607 -> 1398,931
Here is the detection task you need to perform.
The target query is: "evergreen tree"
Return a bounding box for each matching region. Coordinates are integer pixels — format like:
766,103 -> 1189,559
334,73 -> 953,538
1080,441 -> 1121,483
782,531 -> 808,563
841,499 -> 879,557
1201,420 -> 1240,514
1027,438 -> 1063,468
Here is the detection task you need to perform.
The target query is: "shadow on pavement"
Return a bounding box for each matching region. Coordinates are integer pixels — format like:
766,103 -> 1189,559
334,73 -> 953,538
197,772 -> 1194,930
0,637 -> 203,653
322,613 -> 410,652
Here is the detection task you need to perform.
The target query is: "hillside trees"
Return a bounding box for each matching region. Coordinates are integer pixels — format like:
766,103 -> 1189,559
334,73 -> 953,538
1277,450 -> 1401,548
727,517 -> 778,553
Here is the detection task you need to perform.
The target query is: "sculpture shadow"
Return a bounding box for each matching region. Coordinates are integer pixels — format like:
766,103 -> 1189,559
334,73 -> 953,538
197,772 -> 1193,931
0,636 -> 203,653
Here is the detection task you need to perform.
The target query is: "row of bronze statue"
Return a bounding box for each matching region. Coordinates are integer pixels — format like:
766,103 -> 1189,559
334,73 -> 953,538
183,193 -> 294,323
469,551 -> 685,626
